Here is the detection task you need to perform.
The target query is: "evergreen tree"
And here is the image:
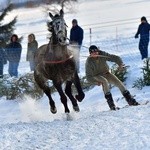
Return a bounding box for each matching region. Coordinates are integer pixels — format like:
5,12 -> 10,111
0,4 -> 17,43
142,59 -> 150,86
133,59 -> 150,89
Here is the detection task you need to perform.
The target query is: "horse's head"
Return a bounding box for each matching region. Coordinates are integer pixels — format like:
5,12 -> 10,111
48,9 -> 67,45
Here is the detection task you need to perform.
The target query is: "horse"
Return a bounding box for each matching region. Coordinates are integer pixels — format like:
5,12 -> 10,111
34,9 -> 85,114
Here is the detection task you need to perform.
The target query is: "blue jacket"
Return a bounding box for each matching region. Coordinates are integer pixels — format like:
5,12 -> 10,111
0,40 -> 7,64
6,42 -> 22,62
70,25 -> 84,45
135,22 -> 150,40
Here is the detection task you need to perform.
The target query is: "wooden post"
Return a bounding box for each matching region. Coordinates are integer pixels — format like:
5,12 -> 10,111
116,27 -> 118,51
90,28 -> 92,45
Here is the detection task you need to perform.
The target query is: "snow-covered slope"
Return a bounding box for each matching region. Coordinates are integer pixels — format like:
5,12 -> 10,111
1,0 -> 150,149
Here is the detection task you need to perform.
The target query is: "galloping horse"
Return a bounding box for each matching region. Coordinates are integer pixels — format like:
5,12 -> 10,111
34,9 -> 85,114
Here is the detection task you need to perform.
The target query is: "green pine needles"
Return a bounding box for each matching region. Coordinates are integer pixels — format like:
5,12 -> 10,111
133,59 -> 150,89
111,64 -> 129,82
0,4 -> 17,43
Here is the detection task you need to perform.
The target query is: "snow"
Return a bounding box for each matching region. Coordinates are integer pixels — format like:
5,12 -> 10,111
1,0 -> 150,149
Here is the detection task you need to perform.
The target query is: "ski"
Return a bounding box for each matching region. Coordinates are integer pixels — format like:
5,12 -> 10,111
119,100 -> 149,110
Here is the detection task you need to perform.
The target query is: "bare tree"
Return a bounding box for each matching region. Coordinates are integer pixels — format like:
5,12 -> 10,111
41,0 -> 78,14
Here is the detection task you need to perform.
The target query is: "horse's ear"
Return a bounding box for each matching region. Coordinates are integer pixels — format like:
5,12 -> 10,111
60,9 -> 64,17
49,12 -> 54,20
47,22 -> 52,29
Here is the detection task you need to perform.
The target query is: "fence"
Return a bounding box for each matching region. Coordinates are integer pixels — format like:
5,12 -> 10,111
3,16 -> 150,75
18,15 -> 150,48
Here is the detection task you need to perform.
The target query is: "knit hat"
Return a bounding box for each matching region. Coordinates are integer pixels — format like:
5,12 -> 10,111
89,45 -> 98,53
72,19 -> 77,24
141,16 -> 147,22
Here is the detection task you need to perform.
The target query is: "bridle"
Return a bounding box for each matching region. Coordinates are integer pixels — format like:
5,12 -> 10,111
48,11 -> 67,45
44,10 -> 73,64
44,54 -> 73,64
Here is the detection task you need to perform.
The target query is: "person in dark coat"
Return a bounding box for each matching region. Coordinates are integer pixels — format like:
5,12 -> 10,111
0,37 -> 7,78
135,16 -> 150,60
70,19 -> 84,46
6,34 -> 22,77
70,19 -> 84,73
26,33 -> 38,71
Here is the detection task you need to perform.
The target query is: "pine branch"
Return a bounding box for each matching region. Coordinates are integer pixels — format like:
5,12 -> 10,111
0,17 -> 17,33
0,4 -> 13,22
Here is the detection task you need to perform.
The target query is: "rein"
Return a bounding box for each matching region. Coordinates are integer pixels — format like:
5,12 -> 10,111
44,54 -> 73,64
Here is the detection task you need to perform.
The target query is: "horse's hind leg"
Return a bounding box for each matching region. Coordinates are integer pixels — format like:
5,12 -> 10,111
53,81 -> 70,113
74,72 -> 85,102
65,81 -> 80,112
34,72 -> 57,114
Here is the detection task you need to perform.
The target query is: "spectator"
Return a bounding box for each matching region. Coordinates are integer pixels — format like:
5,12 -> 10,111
70,19 -> 84,73
70,19 -> 84,47
85,45 -> 139,110
6,34 -> 22,77
26,34 -> 38,71
0,37 -> 7,78
135,16 -> 150,60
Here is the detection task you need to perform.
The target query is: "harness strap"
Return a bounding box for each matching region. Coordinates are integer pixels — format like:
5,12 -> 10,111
43,55 -> 73,64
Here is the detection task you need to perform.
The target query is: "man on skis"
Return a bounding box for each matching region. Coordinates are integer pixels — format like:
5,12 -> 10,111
85,45 -> 139,110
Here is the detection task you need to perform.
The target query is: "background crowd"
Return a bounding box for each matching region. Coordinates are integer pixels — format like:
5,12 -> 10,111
0,18 -> 84,78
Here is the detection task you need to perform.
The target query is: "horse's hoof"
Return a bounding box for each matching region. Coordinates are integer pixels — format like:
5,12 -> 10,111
50,107 -> 57,114
73,105 -> 80,112
75,93 -> 85,102
66,113 -> 73,121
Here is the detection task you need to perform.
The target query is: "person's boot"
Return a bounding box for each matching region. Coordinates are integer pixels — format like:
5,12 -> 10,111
123,90 -> 139,106
105,92 -> 117,110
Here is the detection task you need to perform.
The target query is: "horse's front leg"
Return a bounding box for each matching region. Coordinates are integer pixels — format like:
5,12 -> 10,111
74,72 -> 85,102
65,81 -> 80,112
44,87 -> 57,114
53,81 -> 70,113
34,71 -> 57,114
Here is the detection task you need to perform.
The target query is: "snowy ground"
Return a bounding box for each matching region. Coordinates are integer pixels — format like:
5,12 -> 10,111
1,0 -> 150,149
